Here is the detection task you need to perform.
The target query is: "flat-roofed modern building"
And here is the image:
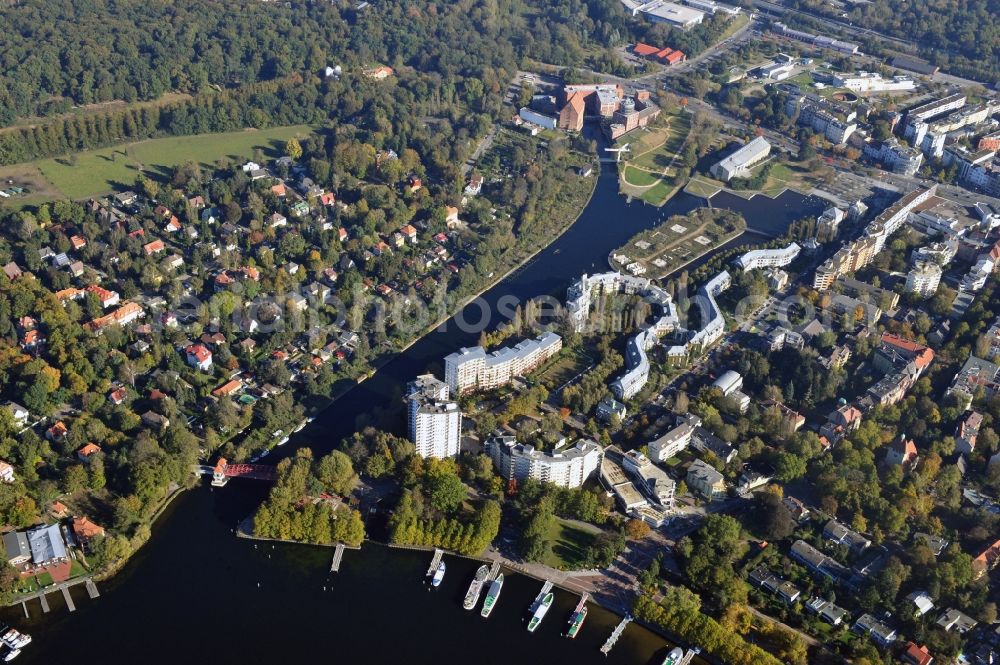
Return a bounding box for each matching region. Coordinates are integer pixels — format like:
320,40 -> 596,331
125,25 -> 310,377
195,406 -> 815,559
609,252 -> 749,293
636,1 -> 705,28
771,22 -> 858,54
622,449 -> 676,510
486,435 -> 602,489
710,137 -> 771,182
682,0 -> 740,15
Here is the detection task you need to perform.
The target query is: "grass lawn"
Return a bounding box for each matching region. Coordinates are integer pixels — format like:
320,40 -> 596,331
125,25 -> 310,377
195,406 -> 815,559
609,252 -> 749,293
534,350 -> 592,390
768,162 -> 794,181
622,166 -> 662,187
33,124 -> 315,200
787,72 -> 815,90
35,572 -> 54,587
629,114 -> 691,173
541,518 -> 600,570
638,179 -> 676,205
69,560 -> 87,578
15,577 -> 39,594
684,176 -> 722,199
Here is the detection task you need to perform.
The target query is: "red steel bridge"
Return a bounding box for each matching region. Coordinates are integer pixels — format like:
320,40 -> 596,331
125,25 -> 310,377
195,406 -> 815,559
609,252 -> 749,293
211,458 -> 277,486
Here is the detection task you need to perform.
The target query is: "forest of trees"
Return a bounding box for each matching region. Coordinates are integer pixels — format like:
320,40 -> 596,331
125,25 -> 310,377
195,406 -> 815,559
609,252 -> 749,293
252,448 -> 365,546
0,0 -> 644,160
509,477 -> 621,566
633,590 -> 789,665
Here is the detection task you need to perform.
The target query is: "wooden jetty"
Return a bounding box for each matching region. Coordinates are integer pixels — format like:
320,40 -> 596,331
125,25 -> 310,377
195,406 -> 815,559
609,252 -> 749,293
61,585 -> 76,612
487,560 -> 501,581
599,615 -> 632,655
38,593 -> 49,614
330,543 -> 346,572
426,548 -> 444,577
85,579 -> 100,599
678,647 -> 701,665
530,580 -> 554,611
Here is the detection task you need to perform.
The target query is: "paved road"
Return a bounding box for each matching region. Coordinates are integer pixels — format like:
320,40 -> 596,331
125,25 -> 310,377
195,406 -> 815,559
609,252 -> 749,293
463,125 -> 497,176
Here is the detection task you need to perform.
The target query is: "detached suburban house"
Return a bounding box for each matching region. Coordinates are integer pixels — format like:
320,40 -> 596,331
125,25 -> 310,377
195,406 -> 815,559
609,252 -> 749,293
4,401 -> 29,427
185,343 -> 213,371
2,532 -> 30,566
27,523 -> 68,565
141,411 -> 170,430
71,516 -> 106,552
77,442 -> 102,463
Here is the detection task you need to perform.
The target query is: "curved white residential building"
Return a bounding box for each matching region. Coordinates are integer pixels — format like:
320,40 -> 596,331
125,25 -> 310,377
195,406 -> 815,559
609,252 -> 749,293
566,272 -> 679,400
736,242 -> 801,271
668,270 -> 731,361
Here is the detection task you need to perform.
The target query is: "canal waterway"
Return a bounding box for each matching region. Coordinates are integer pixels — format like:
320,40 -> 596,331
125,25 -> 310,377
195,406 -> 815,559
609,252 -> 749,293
8,161 -> 824,664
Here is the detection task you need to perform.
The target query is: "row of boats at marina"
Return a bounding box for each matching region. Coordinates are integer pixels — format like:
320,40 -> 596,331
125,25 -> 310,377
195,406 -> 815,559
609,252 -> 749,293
426,559 -> 700,663
0,625 -> 32,661
247,418 -> 313,462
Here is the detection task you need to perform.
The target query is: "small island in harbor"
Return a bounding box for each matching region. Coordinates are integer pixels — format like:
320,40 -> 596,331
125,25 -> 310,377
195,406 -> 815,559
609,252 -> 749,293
609,208 -> 746,280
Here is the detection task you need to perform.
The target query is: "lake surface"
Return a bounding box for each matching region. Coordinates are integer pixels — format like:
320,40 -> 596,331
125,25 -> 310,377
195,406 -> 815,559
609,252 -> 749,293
8,161 -> 824,664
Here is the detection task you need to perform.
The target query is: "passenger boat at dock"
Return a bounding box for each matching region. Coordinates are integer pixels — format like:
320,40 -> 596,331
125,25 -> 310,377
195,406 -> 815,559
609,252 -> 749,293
566,606 -> 587,638
463,565 -> 489,610
430,562 -> 446,588
480,573 -> 503,618
661,647 -> 684,665
527,593 -> 553,632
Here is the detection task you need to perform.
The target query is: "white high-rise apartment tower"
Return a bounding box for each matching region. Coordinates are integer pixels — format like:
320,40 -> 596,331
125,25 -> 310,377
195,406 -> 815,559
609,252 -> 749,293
406,374 -> 462,459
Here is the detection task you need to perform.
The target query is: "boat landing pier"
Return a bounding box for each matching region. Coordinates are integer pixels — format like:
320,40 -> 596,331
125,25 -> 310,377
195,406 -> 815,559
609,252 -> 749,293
330,543 -> 346,572
487,560 -> 501,581
573,592 -> 589,615
677,648 -> 700,665
426,548 -> 444,577
17,576 -> 98,618
599,615 -> 632,655
530,580 -> 554,611
61,586 -> 76,612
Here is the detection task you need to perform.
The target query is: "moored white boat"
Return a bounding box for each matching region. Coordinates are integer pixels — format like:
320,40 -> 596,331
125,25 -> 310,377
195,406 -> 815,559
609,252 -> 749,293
430,562 -> 446,587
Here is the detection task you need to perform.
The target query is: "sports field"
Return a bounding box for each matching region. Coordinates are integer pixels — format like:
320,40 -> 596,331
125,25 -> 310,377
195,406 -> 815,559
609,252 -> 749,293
26,125 -> 314,200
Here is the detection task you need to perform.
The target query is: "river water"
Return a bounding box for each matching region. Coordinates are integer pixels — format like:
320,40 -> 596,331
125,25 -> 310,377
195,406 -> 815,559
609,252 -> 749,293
8,162 -> 823,664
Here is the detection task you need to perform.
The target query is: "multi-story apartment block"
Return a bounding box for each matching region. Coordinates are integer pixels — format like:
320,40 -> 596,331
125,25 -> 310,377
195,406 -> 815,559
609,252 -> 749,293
813,186 -> 936,289
785,94 -> 857,145
486,435 -> 602,489
443,332 -> 562,394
